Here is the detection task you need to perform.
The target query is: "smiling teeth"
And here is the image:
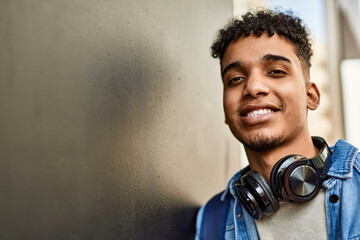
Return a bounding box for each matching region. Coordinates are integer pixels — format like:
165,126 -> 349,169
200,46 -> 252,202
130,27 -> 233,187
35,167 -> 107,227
247,109 -> 273,117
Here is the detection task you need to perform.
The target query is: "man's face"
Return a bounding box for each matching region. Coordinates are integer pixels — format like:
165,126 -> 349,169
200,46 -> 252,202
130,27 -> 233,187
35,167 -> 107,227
221,33 -> 317,152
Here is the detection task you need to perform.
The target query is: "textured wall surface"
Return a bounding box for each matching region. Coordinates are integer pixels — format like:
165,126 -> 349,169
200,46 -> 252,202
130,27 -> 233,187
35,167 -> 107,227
0,1 -> 241,239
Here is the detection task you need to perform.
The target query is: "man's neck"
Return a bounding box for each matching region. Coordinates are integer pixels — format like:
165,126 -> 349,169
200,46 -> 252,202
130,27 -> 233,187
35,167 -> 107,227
245,134 -> 319,183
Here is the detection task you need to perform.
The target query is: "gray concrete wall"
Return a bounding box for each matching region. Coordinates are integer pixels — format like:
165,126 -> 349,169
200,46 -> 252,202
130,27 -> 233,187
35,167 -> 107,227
0,0 -> 241,239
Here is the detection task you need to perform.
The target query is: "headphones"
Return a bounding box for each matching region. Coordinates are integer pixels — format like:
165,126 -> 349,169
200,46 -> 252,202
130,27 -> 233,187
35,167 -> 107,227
233,136 -> 332,220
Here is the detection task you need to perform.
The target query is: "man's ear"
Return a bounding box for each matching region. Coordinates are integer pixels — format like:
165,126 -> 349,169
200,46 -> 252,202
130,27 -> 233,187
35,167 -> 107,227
224,116 -> 229,125
306,82 -> 320,110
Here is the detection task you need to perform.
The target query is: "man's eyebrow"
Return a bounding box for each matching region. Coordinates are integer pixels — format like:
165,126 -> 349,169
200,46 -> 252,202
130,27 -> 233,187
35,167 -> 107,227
221,54 -> 291,78
262,54 -> 291,63
221,61 -> 242,78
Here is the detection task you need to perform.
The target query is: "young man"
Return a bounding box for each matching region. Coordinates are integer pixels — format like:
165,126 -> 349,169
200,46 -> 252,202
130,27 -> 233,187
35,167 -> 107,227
195,9 -> 360,240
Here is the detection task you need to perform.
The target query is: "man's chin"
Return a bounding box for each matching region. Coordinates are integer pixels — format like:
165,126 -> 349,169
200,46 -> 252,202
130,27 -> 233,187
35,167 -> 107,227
240,135 -> 282,152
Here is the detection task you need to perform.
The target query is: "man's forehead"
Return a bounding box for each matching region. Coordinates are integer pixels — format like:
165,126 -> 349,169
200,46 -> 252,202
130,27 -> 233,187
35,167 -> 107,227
221,33 -> 300,69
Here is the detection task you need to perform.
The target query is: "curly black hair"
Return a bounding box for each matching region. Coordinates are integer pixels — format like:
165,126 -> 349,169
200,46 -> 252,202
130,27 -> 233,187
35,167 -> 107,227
211,9 -> 313,72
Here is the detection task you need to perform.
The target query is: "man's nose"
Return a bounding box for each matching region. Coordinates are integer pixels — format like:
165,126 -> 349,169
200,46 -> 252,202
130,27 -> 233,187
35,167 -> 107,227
242,73 -> 270,98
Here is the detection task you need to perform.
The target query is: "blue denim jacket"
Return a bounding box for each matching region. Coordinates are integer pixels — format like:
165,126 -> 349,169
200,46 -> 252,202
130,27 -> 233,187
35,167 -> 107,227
195,139 -> 360,240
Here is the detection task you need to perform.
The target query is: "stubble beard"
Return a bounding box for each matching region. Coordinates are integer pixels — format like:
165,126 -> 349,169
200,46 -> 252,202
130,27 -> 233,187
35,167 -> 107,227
240,133 -> 283,152
237,121 -> 304,152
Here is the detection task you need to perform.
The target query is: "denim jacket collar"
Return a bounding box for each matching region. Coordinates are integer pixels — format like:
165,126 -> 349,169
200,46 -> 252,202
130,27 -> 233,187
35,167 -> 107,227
327,139 -> 359,179
221,166 -> 249,201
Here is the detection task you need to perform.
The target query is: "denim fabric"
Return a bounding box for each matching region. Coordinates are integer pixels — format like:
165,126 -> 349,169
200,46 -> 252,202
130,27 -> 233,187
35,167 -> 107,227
195,139 -> 360,240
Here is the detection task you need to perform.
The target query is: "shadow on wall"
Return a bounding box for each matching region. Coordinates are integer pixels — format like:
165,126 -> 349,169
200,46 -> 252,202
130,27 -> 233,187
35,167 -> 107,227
0,0 -> 232,239
84,22 -> 199,239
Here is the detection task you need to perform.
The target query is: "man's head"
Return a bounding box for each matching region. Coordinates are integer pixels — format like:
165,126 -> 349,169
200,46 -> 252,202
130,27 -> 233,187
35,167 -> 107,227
212,9 -> 313,81
212,9 -> 320,152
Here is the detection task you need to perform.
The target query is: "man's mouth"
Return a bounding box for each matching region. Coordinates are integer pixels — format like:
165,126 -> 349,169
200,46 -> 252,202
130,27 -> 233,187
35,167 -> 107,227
246,108 -> 274,117
240,103 -> 280,118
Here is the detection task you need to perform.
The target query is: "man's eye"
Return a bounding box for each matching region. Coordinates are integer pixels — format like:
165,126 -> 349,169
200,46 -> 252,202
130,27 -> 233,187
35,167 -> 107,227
268,70 -> 286,77
228,76 -> 245,85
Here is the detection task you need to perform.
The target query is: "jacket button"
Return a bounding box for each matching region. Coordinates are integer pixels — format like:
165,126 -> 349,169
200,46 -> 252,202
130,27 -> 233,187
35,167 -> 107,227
329,194 -> 339,203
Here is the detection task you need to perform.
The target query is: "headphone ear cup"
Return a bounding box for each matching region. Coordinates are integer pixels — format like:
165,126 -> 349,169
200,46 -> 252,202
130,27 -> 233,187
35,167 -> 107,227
242,171 -> 280,217
233,184 -> 262,219
270,155 -> 295,198
270,154 -> 319,202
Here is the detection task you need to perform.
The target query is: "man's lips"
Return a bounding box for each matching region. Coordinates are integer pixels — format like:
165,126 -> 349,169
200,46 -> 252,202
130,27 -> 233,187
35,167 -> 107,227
239,103 -> 281,117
